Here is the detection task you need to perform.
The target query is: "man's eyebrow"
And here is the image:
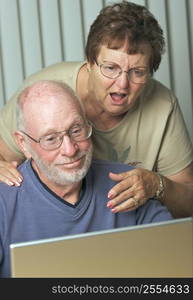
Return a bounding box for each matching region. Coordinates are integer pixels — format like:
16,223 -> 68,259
41,118 -> 85,136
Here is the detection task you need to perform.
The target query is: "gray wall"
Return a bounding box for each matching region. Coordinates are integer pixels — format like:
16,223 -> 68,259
1,0 -> 193,142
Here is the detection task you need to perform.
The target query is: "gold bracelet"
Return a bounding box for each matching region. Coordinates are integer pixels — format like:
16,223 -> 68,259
155,173 -> 165,200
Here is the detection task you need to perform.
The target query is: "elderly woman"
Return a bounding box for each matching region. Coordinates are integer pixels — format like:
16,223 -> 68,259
0,1 -> 193,217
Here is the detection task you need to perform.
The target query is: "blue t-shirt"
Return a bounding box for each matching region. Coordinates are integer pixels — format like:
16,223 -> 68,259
0,159 -> 173,277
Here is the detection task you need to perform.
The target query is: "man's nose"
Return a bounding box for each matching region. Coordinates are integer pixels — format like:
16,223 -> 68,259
60,136 -> 78,156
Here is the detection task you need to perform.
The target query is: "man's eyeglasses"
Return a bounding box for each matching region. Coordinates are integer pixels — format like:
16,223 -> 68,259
95,61 -> 149,84
20,123 -> 92,151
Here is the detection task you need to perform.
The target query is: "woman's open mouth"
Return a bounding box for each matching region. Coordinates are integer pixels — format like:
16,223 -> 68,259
110,92 -> 127,105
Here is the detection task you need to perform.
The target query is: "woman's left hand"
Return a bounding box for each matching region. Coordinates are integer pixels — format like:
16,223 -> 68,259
107,168 -> 160,213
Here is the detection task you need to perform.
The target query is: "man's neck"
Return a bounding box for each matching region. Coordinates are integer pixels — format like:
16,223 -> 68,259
47,180 -> 83,205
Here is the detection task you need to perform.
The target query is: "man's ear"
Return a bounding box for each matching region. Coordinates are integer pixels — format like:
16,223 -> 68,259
14,131 -> 32,159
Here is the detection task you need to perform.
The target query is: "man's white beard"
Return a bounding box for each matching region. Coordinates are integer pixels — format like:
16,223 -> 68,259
30,145 -> 93,185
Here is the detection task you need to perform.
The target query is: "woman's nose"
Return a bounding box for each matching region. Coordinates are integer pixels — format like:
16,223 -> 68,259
115,71 -> 130,89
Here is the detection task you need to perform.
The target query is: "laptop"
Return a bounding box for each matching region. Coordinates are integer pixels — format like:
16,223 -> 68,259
10,217 -> 193,278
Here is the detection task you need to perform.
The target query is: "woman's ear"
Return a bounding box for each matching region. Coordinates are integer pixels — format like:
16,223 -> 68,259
14,131 -> 32,159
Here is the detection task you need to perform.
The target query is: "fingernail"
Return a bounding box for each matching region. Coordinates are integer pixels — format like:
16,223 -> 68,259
107,201 -> 113,208
8,181 -> 14,186
15,182 -> 21,187
108,191 -> 117,199
18,177 -> 22,182
111,207 -> 117,213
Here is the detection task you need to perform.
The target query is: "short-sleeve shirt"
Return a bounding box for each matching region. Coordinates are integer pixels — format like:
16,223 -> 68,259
0,61 -> 192,176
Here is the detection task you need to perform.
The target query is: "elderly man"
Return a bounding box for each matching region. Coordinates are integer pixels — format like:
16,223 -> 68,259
0,80 -> 172,277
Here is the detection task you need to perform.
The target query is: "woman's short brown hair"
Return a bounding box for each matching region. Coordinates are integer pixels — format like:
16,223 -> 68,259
85,1 -> 165,74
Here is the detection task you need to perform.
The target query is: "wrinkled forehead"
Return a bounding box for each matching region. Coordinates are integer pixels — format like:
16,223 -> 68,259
23,94 -> 84,133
